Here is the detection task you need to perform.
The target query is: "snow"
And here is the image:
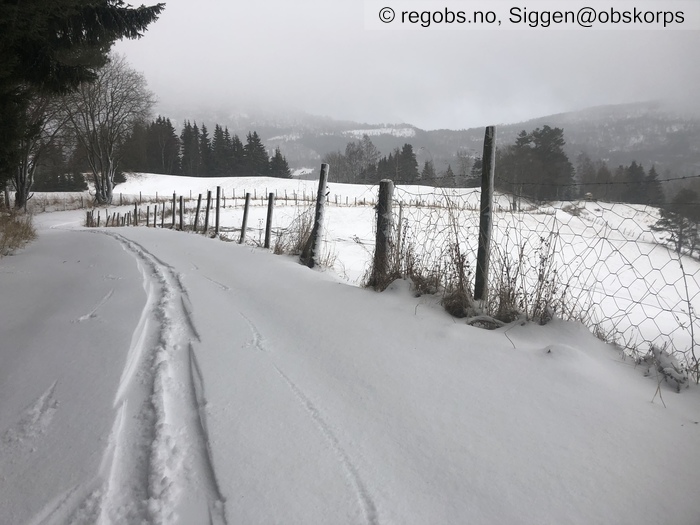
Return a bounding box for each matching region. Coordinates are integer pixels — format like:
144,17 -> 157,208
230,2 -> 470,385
2,178 -> 700,524
342,127 -> 417,139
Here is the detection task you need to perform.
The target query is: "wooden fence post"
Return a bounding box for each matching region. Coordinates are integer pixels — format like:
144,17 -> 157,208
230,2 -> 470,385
300,163 -> 329,268
147,205 -> 150,227
215,186 -> 221,235
134,203 -> 138,226
239,193 -> 251,244
194,194 -> 202,232
474,125 -> 496,302
368,179 -> 394,288
179,195 -> 184,230
396,201 -> 404,276
170,192 -> 177,230
154,204 -> 158,227
161,205 -> 165,228
264,192 -> 275,249
204,190 -> 212,234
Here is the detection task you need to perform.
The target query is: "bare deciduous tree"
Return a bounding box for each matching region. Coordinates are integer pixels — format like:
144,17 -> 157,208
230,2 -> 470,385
63,54 -> 154,204
11,89 -> 69,209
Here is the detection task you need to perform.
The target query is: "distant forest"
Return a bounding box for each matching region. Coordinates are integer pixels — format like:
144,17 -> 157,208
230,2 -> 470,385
32,113 -> 694,209
33,116 -> 292,192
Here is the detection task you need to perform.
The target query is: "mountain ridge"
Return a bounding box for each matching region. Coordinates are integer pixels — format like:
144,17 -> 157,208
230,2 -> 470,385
157,101 -> 700,180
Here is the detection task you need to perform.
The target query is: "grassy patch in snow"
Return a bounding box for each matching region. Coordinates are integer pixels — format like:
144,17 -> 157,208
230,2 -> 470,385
0,211 -> 36,256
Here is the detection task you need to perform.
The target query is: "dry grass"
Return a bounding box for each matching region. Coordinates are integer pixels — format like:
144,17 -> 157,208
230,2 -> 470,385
0,212 -> 37,256
273,204 -> 314,256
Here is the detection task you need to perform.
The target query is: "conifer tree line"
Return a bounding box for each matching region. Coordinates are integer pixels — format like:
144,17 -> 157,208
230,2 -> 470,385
323,135 -> 480,187
326,126 -> 695,212
496,125 -> 668,205
121,120 -> 291,179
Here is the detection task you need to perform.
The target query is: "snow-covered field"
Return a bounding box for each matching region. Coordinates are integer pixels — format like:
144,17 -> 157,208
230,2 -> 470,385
2,174 -> 700,524
77,173 -> 700,358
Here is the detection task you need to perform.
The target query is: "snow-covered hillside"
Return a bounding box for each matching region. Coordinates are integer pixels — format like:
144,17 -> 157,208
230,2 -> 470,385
2,175 -> 700,524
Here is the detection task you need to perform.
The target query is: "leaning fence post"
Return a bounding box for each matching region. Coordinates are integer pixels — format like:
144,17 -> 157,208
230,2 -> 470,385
300,163 -> 330,268
194,193 -> 202,232
368,179 -> 394,288
239,193 -> 251,244
396,201 -> 404,276
264,192 -> 275,249
179,195 -> 184,230
204,190 -> 212,234
474,125 -> 496,302
215,186 -> 221,235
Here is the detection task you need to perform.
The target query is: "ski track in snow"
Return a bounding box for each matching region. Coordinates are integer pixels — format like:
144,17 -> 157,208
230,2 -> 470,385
45,231 -> 228,525
201,274 -> 231,292
2,381 -> 59,446
240,313 -> 380,525
73,288 -> 114,322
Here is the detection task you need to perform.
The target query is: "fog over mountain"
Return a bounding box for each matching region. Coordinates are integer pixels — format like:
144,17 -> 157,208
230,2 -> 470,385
114,0 -> 700,132
156,100 -> 700,182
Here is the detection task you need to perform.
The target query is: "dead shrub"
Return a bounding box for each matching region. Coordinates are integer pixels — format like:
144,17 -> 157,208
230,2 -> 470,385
441,289 -> 474,318
0,212 -> 37,256
273,203 -> 314,256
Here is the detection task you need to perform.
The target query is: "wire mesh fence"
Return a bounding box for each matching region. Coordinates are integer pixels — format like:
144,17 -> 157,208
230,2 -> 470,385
21,170 -> 699,380
389,182 -> 700,380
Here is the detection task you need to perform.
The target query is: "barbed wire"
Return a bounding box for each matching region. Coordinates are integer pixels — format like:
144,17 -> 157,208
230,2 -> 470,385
495,172 -> 700,188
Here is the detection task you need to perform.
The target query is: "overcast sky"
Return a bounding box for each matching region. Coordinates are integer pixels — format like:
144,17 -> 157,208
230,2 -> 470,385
114,0 -> 700,130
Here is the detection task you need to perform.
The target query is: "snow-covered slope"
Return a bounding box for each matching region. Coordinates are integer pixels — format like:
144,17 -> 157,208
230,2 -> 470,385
1,204 -> 699,524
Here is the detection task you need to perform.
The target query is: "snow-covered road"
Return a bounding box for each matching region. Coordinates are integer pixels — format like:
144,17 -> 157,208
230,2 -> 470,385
1,212 -> 700,524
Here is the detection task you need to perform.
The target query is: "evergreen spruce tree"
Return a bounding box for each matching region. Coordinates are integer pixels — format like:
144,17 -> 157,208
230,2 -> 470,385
653,188 -> 700,255
626,161 -> 647,204
444,164 -> 456,187
269,147 -> 292,178
120,121 -> 150,173
243,131 -> 269,177
180,121 -> 201,176
199,124 -> 212,176
529,125 -> 573,201
148,116 -> 180,174
376,154 -> 391,180
593,160 -> 613,201
398,144 -> 419,183
576,152 -> 597,198
421,160 -> 436,182
222,127 -> 234,173
469,157 -> 483,179
211,124 -> 227,176
644,165 -> 664,205
231,133 -> 245,175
